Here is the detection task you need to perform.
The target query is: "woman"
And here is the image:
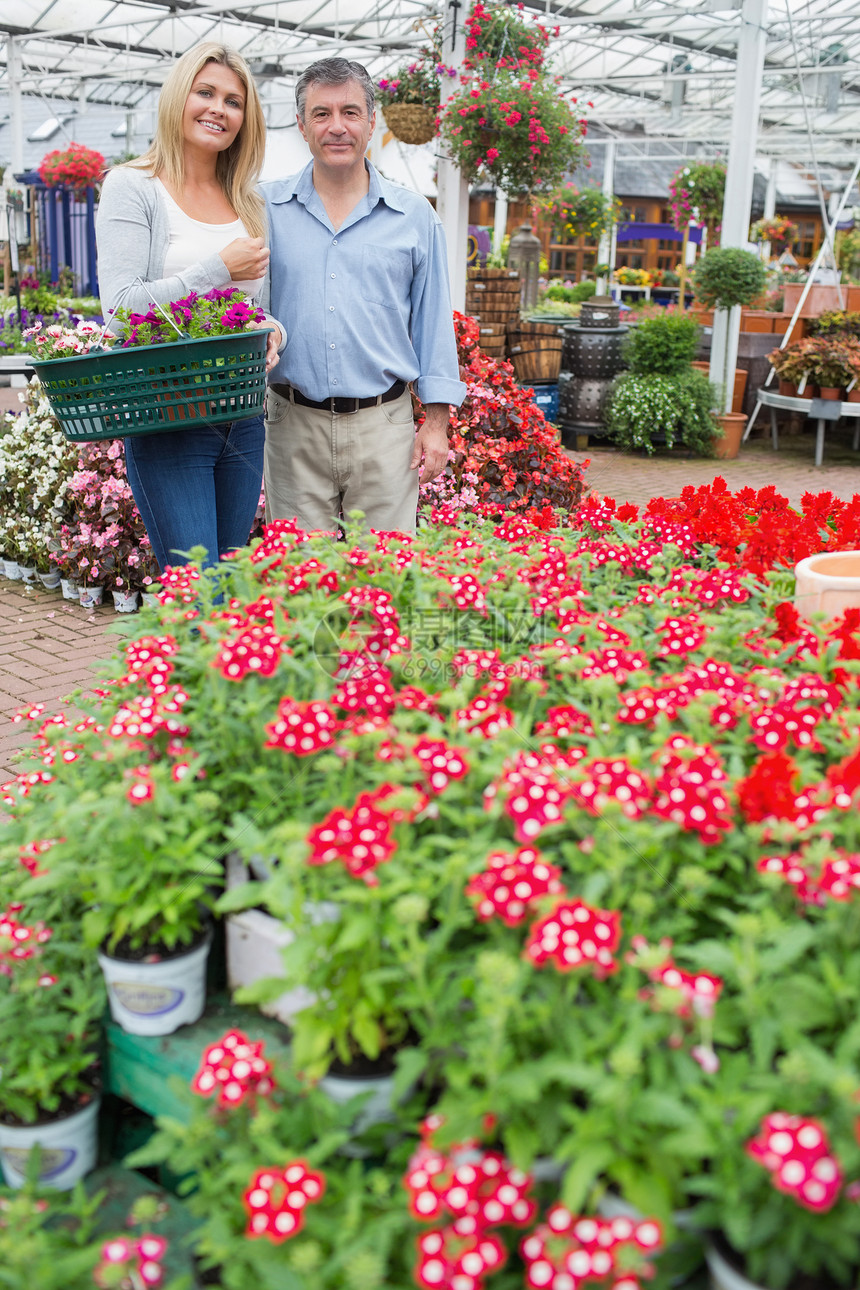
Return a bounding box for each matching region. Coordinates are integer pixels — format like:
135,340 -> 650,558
96,42 -> 284,572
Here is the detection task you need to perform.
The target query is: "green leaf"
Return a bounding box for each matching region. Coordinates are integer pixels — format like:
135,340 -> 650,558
561,1143 -> 615,1212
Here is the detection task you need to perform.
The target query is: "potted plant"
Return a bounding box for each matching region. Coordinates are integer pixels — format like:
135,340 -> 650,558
377,47 -> 453,144
669,160 -> 726,242
125,1028 -> 423,1286
692,247 -> 768,432
437,69 -> 586,199
623,313 -> 701,375
10,716 -> 226,1036
542,185 -> 622,243
0,900 -> 104,1189
766,339 -> 816,396
606,369 -> 720,455
37,143 -> 105,197
0,1181 -> 187,1289
749,215 -> 799,253
805,335 -> 860,399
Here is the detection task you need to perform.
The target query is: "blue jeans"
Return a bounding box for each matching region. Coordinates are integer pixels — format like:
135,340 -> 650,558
124,414 -> 264,571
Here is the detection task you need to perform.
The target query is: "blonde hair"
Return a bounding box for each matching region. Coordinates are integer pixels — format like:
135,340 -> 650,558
130,42 -> 265,240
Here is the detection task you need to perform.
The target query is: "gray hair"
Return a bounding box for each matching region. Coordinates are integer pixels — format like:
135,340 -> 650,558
295,58 -> 375,121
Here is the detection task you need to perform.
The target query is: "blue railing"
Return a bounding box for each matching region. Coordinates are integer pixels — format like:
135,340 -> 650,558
14,171 -> 98,296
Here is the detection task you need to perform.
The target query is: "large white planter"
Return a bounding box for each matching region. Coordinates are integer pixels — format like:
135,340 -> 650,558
794,550 -> 860,621
706,1241 -> 764,1290
224,853 -> 338,1026
225,907 -> 317,1026
98,934 -> 211,1036
0,1096 -> 100,1190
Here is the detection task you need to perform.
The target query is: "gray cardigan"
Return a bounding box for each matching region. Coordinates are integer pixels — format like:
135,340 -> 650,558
96,167 -> 281,338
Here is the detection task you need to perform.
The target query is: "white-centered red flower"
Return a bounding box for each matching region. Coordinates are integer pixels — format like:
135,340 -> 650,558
93,1234 -> 167,1287
525,899 -> 621,976
191,1029 -> 274,1107
243,1160 -> 326,1242
264,697 -> 341,755
466,847 -> 564,926
747,1113 -> 843,1212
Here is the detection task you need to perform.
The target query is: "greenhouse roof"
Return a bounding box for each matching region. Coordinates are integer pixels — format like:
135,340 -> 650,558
3,1 -> 860,178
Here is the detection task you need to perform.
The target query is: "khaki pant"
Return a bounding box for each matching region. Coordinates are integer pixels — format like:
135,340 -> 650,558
263,386 -> 419,533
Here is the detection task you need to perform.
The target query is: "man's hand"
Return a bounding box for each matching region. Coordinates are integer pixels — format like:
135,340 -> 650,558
411,403 -> 451,484
249,320 -> 283,373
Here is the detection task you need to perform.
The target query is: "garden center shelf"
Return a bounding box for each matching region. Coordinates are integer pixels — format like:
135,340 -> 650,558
105,997 -> 291,1124
754,387 -> 860,467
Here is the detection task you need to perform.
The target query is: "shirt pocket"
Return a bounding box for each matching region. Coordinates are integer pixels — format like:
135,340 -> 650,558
361,245 -> 412,311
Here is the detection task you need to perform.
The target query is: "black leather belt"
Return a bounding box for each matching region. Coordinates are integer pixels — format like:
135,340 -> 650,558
270,380 -> 406,414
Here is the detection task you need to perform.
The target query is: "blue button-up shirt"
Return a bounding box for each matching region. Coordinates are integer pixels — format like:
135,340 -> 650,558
262,160 -> 466,408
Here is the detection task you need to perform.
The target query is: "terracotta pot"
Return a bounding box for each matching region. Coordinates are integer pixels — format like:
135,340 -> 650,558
732,368 -> 748,414
794,550 -> 860,621
740,311 -> 774,333
713,412 -> 747,460
818,386 -> 842,400
847,388 -> 860,404
778,379 -> 798,397
798,384 -> 816,399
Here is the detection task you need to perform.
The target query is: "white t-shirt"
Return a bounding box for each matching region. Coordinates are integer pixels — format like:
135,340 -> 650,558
157,179 -> 265,298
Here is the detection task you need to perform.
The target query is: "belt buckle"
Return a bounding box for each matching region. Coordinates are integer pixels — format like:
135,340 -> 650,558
333,396 -> 359,414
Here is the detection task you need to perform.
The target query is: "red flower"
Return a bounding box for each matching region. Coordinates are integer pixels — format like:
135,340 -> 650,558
466,847 -> 563,925
243,1161 -> 326,1241
264,698 -> 341,755
306,792 -> 397,881
525,898 -> 621,975
191,1030 -> 274,1107
747,1113 -> 843,1212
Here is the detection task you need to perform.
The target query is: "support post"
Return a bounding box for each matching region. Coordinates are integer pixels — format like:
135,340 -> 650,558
709,0 -> 769,414
597,138 -> 616,290
436,0 -> 469,312
7,37 -> 25,175
677,226 -> 690,311
492,189 -> 509,258
761,154 -> 777,261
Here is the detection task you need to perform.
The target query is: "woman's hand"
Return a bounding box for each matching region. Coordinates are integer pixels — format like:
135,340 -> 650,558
220,236 -> 270,281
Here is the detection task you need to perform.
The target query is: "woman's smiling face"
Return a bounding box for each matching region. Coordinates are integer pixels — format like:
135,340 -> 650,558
182,62 -> 246,156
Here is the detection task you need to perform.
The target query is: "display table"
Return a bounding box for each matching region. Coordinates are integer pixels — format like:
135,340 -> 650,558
610,284 -> 651,303
753,387 -> 860,467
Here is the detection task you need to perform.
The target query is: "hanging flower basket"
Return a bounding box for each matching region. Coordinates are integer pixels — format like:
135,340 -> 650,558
383,103 -> 437,145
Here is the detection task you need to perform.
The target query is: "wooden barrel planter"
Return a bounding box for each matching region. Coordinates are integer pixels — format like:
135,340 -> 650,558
506,322 -> 565,383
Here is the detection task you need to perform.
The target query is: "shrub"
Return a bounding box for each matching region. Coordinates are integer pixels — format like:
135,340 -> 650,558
692,248 -> 768,310
624,313 -> 701,376
606,369 -> 718,455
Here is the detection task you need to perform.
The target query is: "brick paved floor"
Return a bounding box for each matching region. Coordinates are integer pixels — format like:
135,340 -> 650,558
1,419 -> 859,778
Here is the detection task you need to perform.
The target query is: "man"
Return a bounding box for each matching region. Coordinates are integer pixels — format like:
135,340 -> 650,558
262,57 -> 465,533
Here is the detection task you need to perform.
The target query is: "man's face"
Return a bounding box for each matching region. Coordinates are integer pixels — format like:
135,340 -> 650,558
298,78 -> 375,174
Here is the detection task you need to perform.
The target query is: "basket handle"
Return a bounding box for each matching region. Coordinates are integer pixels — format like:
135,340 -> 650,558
97,277 -> 186,348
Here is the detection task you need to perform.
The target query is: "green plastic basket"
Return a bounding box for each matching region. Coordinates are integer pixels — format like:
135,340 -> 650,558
31,330 -> 269,443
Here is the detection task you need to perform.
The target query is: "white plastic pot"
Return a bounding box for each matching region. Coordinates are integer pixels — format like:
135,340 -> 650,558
18,564 -> 36,583
112,588 -> 139,613
794,550 -> 860,622
3,559 -> 22,581
706,1241 -> 764,1290
140,592 -> 159,608
79,585 -> 105,610
224,853 -> 338,1026
60,577 -> 79,601
0,1096 -> 100,1190
38,566 -> 61,590
319,1070 -> 396,1137
98,934 -> 211,1036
